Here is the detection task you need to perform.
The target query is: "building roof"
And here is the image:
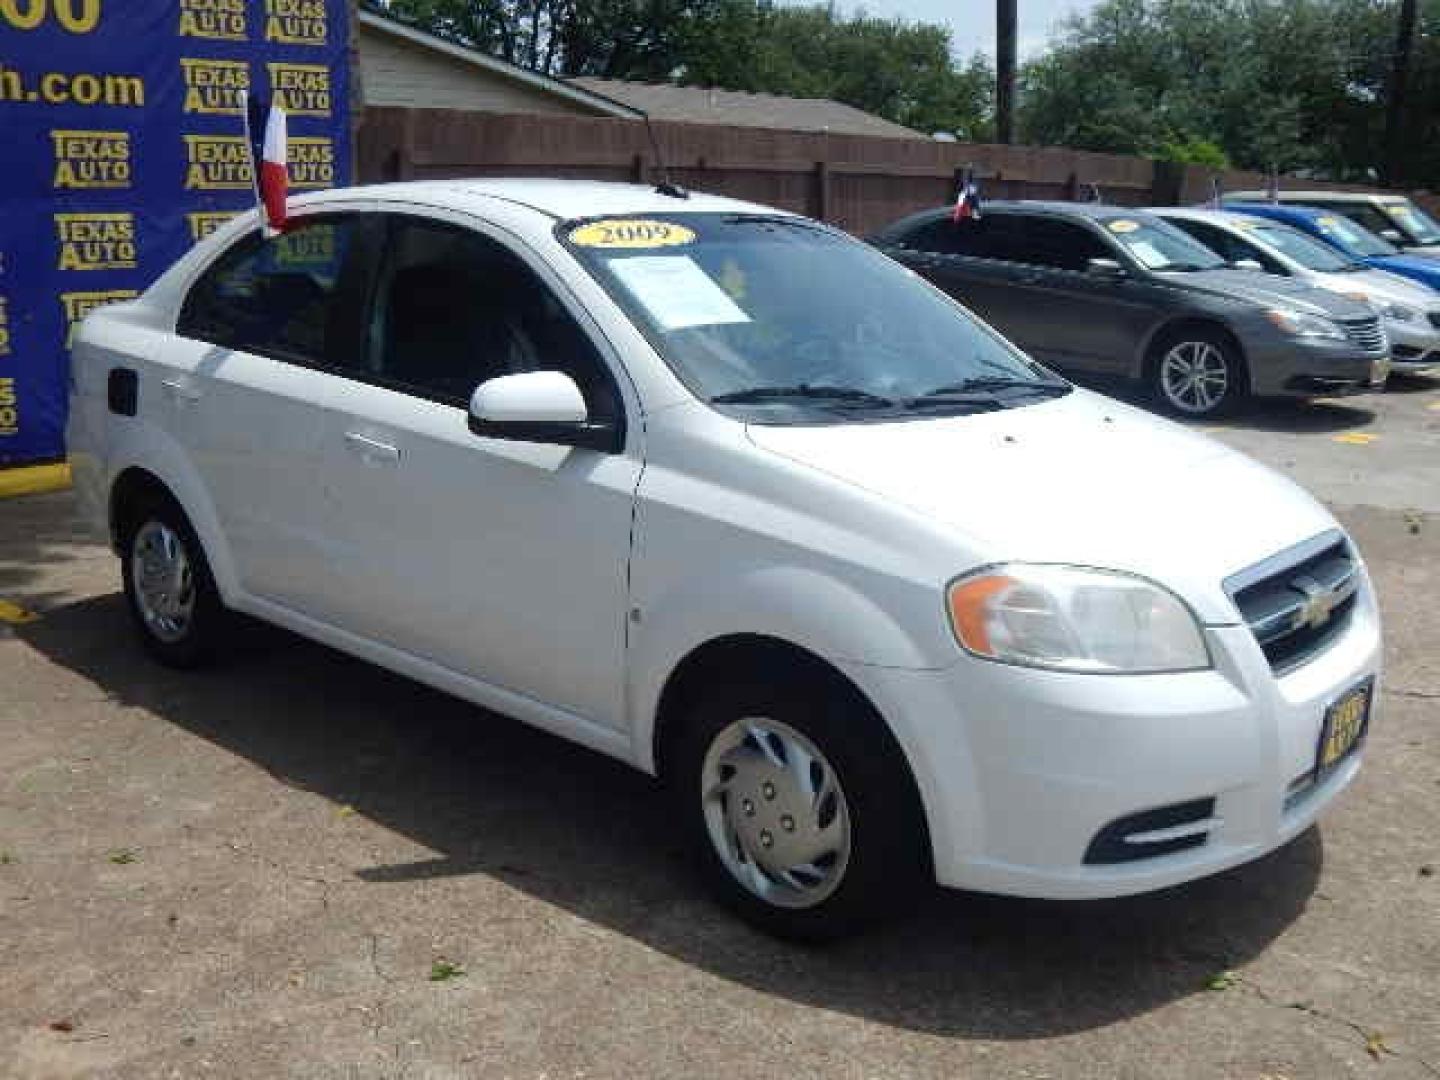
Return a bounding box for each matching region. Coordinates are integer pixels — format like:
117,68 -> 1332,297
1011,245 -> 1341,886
567,77 -> 923,140
357,6 -> 643,120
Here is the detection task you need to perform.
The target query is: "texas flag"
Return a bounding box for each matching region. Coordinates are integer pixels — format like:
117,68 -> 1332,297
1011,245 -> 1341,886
952,178 -> 981,223
241,90 -> 289,236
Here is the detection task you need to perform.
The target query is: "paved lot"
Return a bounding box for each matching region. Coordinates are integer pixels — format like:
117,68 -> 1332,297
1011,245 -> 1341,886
2,378 -> 1438,1079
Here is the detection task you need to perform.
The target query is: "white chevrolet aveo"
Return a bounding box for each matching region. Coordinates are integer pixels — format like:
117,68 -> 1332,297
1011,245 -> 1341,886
68,180 -> 1380,939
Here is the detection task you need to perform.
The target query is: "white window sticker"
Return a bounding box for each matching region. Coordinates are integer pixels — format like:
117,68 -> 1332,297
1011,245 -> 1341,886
1127,240 -> 1167,267
609,255 -> 751,331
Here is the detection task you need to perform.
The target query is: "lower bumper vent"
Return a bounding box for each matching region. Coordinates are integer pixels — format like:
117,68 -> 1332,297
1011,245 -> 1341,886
1084,797 -> 1219,865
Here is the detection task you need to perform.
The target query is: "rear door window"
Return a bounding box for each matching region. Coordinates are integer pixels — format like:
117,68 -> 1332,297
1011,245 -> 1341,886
178,215 -> 381,367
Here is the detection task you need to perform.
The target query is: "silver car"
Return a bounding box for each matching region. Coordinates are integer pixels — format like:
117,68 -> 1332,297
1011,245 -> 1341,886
1158,207 -> 1440,376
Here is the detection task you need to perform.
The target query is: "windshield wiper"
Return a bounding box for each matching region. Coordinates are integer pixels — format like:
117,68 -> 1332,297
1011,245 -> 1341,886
709,384 -> 898,408
912,376 -> 1070,399
1156,262 -> 1212,272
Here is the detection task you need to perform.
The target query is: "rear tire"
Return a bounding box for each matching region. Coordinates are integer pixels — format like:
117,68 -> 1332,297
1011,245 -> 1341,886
119,494 -> 228,668
1149,328 -> 1249,418
666,670 -> 929,942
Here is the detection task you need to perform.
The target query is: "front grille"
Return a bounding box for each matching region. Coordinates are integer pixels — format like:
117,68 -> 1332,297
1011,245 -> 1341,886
1225,531 -> 1360,674
1339,316 -> 1386,352
1428,311 -> 1440,331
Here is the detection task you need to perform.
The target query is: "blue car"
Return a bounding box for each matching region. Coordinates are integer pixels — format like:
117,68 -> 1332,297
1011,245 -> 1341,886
1227,203 -> 1440,294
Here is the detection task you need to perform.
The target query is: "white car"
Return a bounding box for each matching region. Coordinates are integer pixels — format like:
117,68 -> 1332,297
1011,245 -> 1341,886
67,180 -> 1381,939
1157,207 -> 1440,374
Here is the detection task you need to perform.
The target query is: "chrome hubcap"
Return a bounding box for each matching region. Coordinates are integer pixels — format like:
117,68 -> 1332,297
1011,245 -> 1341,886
1161,341 -> 1229,414
700,717 -> 852,909
131,520 -> 195,644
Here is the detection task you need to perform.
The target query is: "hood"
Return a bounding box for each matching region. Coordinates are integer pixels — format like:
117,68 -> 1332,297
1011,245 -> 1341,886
1369,253 -> 1440,288
745,390 -> 1337,624
1162,268 -> 1375,320
1328,268 -> 1440,310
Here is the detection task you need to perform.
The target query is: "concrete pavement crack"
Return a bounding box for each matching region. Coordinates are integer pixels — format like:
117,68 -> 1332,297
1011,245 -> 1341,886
1237,975 -> 1439,1073
1385,687 -> 1440,701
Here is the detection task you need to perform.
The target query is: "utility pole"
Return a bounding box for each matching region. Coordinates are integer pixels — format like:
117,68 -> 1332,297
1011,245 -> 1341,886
996,0 -> 1017,144
1384,0 -> 1418,186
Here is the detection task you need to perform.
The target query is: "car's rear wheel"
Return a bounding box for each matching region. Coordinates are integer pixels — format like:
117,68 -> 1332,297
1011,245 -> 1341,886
667,670 -> 928,941
119,495 -> 227,668
1151,329 -> 1248,417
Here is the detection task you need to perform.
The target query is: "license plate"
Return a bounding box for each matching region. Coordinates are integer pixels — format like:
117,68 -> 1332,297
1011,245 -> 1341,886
1370,358 -> 1392,386
1316,679 -> 1372,774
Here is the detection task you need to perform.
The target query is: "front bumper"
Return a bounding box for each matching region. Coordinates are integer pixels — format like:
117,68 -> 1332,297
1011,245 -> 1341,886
841,575 -> 1381,899
1247,335 -> 1388,396
1384,320 -> 1440,373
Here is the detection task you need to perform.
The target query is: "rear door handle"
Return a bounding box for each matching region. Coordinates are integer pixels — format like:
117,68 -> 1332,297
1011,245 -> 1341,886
161,378 -> 202,403
344,431 -> 400,463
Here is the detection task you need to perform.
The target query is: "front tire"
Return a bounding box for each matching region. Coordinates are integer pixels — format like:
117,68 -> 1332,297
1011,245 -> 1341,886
1150,328 -> 1248,418
667,672 -> 928,941
119,495 -> 227,668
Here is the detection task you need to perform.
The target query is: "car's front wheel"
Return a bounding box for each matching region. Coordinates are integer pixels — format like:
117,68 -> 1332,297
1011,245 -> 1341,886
667,670 -> 928,941
119,495 -> 227,668
1151,329 -> 1248,418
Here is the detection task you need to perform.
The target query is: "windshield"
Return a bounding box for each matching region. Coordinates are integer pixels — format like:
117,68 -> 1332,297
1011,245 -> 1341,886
1313,213 -> 1398,257
1248,223 -> 1359,272
561,213 -> 1066,424
1382,201 -> 1440,245
1103,217 -> 1226,271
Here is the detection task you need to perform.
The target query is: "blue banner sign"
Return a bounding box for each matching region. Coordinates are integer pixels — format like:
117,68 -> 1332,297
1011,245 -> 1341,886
0,0 -> 352,464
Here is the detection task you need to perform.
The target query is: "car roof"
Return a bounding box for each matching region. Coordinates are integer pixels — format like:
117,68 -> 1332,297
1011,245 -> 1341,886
968,199 -> 1153,221
1224,202 -> 1323,223
1151,206 -> 1284,229
874,200 -> 1158,236
289,178 -> 784,221
1226,190 -> 1399,206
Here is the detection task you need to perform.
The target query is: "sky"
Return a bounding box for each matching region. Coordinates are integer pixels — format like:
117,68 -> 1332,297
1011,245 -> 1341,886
838,0 -> 1103,61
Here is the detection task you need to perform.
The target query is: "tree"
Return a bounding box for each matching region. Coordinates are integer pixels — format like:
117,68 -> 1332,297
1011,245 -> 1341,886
1018,0 -> 1440,188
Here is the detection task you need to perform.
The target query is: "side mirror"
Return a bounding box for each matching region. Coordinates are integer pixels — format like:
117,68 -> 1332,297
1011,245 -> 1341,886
468,371 -> 620,453
1086,257 -> 1127,279
1230,258 -> 1265,272
1380,228 -> 1405,244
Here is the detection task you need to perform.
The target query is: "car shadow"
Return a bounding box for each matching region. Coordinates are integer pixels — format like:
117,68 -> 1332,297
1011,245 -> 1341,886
1384,371 -> 1440,394
1069,374 -> 1379,434
18,594 -> 1323,1041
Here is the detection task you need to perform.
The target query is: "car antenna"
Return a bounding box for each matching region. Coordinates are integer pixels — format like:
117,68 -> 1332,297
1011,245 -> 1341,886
643,113 -> 689,199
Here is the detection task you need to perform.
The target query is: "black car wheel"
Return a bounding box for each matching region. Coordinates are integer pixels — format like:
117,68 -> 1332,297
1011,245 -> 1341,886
119,494 -> 228,668
1151,329 -> 1248,417
666,669 -> 929,942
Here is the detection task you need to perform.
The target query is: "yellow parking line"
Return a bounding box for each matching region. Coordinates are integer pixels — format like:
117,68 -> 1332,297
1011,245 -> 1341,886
0,600 -> 41,625
0,462 -> 71,499
1428,400 -> 1440,411
1333,432 -> 1378,445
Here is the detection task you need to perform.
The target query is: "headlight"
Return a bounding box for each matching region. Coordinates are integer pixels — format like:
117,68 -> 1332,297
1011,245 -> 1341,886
1265,308 -> 1347,340
946,564 -> 1211,674
1382,302 -> 1417,322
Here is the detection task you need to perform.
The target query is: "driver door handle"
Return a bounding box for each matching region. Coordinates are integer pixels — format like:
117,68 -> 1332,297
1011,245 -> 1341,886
344,431 -> 400,463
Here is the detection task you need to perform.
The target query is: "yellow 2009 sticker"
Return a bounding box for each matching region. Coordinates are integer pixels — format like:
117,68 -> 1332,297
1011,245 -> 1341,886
568,220 -> 696,249
1107,219 -> 1140,234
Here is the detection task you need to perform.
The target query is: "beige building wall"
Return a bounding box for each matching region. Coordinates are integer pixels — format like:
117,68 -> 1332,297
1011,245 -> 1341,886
358,24 -> 600,115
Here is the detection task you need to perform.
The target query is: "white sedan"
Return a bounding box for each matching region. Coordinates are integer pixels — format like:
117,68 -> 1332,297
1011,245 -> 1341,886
68,180 -> 1381,939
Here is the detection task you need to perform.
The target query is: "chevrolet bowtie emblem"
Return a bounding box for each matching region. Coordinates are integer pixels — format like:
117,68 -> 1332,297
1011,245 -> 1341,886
1290,574 -> 1336,632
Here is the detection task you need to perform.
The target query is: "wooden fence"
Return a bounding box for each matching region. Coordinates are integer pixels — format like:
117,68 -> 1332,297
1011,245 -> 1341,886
357,106 -> 1434,236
